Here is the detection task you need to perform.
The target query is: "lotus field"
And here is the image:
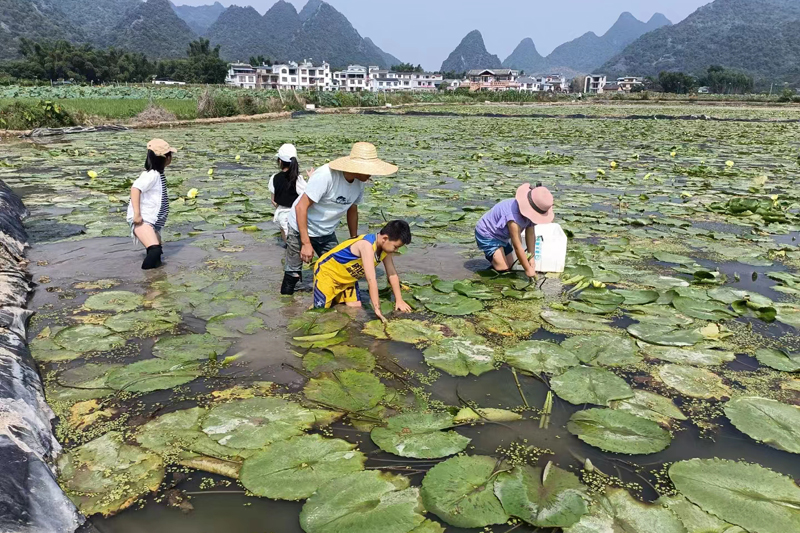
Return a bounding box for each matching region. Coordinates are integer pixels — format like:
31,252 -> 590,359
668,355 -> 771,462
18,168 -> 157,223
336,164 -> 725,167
3,104 -> 800,533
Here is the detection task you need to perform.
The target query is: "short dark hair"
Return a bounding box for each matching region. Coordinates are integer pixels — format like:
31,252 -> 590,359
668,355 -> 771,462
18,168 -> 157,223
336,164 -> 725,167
145,150 -> 168,173
380,220 -> 412,245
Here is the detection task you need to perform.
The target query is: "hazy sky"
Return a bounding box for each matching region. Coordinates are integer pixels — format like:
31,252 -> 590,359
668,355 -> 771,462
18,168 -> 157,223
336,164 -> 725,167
177,0 -> 712,70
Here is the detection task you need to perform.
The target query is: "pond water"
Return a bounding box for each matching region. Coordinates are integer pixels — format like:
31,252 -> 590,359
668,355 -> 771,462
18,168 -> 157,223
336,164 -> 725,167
2,106 -> 800,533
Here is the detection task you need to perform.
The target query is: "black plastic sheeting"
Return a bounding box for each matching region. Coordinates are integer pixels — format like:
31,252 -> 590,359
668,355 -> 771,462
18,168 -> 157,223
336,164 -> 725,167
0,180 -> 83,533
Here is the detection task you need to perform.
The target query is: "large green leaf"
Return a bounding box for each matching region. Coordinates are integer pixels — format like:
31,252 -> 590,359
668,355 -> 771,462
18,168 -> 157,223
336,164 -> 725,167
550,366 -> 633,406
567,408 -> 672,455
672,296 -> 736,321
658,365 -> 730,399
425,293 -> 484,316
561,334 -> 641,366
669,458 -> 800,533
53,324 -> 125,353
540,309 -> 613,331
613,289 -> 660,305
422,337 -> 496,377
201,397 -> 316,449
371,412 -> 470,459
610,390 -> 687,426
104,310 -> 180,336
105,359 -> 203,393
565,488 -> 687,533
494,463 -> 589,527
639,343 -> 735,366
724,397 -> 800,454
627,323 -> 703,347
300,471 -> 425,533
578,288 -> 625,306
240,434 -> 365,500
420,455 -> 509,528
453,280 -> 501,300
657,495 -> 745,533
135,407 -> 239,460
57,431 -> 164,517
303,370 -> 386,413
368,319 -> 445,345
409,521 -> 445,533
83,290 -> 144,312
289,310 -> 351,336
303,345 -> 376,375
476,311 -> 539,337
505,340 -> 579,375
153,334 -> 231,362
755,348 -> 800,372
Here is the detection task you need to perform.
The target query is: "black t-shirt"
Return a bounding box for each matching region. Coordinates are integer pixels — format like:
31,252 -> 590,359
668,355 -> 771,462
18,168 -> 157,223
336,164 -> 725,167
272,170 -> 300,208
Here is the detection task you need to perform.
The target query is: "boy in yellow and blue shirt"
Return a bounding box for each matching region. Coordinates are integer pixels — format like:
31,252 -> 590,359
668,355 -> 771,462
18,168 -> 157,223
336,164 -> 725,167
313,220 -> 412,323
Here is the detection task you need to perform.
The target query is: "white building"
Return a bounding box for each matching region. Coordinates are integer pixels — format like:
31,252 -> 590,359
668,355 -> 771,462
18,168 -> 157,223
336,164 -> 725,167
366,66 -> 442,92
225,63 -> 257,88
542,74 -> 568,92
466,69 -> 520,91
616,76 -> 644,92
516,76 -> 542,92
585,75 -> 607,94
333,65 -> 368,92
257,60 -> 332,91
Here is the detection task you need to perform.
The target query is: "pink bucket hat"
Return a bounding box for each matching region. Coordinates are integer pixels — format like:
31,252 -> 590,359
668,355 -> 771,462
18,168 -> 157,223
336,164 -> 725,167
515,183 -> 555,224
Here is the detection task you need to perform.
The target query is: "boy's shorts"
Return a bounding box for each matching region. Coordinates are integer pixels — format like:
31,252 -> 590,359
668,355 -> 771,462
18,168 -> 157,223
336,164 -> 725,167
313,275 -> 362,309
475,229 -> 513,262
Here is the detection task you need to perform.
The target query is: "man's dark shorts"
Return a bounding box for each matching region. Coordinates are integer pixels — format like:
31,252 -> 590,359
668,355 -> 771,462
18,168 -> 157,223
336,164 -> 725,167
285,227 -> 339,275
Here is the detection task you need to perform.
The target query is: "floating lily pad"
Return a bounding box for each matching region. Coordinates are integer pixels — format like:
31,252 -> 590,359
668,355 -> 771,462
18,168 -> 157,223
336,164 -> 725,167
300,471 -> 425,533
201,397 -> 316,449
567,408 -> 672,454
756,348 -> 800,372
476,311 -> 539,337
494,463 -> 589,527
561,334 -> 640,367
422,337 -> 496,377
425,293 -> 484,316
153,334 -> 231,362
135,407 -> 239,460
421,455 -> 509,528
551,367 -> 633,406
454,407 -> 523,423
565,488 -> 686,533
382,319 -> 445,345
84,291 -> 144,312
53,324 -> 125,353
578,288 -> 625,306
639,343 -> 736,366
303,345 -> 376,375
612,289 -> 660,305
289,310 -> 351,336
505,340 -> 579,375
627,322 -> 703,347
57,431 -> 164,517
105,359 -> 203,393
104,310 -> 180,336
540,309 -> 613,332
453,280 -> 501,300
371,412 -> 470,459
669,458 -> 800,533
654,251 -> 696,265
240,434 -> 366,500
657,365 -> 730,399
610,390 -> 687,426
724,397 -> 800,454
30,337 -> 82,362
303,370 -> 386,413
672,296 -> 736,321
409,521 -> 445,533
657,495 -> 746,533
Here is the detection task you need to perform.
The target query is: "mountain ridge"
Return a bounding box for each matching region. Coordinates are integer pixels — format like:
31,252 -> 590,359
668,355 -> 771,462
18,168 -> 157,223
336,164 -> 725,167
172,1 -> 226,35
440,30 -> 502,73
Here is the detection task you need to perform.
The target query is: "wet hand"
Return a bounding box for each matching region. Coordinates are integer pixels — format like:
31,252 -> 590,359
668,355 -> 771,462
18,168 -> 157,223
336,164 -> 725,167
376,311 -> 388,324
525,266 -> 538,279
395,300 -> 412,313
300,243 -> 314,263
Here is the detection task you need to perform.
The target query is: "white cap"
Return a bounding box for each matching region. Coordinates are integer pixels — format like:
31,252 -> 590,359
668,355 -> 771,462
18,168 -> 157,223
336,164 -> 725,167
276,144 -> 298,163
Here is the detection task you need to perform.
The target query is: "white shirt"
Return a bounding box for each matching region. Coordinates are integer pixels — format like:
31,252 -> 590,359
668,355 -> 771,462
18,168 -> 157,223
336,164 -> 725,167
126,170 -> 166,226
288,164 -> 365,237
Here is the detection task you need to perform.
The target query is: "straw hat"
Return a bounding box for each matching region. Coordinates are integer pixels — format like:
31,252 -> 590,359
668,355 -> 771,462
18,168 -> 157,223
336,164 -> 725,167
329,142 -> 398,176
147,139 -> 177,157
515,183 -> 555,224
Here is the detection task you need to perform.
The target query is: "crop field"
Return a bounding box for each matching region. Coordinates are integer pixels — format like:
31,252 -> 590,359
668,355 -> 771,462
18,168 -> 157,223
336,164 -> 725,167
2,105 -> 800,533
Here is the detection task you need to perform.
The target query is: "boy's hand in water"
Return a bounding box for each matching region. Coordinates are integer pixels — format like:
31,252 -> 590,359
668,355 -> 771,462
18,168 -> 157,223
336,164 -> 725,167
395,299 -> 412,313
375,311 -> 388,324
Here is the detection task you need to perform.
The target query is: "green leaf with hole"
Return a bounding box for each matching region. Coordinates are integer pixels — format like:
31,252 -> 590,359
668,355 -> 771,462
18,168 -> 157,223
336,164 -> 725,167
371,412 -> 470,459
561,334 -> 641,367
610,390 -> 687,426
105,358 -> 203,393
303,370 -> 386,413
639,342 -> 735,366
53,324 -> 125,353
672,296 -> 736,321
303,345 -> 376,375
104,310 -> 180,336
628,322 -> 703,347
153,334 -> 231,362
565,488 -> 686,533
613,289 -> 660,305
425,293 -> 484,316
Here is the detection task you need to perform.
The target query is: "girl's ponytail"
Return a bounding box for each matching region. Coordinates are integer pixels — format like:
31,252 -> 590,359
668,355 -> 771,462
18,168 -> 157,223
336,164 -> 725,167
287,157 -> 300,189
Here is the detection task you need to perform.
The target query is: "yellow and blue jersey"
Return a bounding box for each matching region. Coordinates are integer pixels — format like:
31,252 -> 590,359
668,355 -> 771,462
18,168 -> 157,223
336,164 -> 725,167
313,234 -> 386,308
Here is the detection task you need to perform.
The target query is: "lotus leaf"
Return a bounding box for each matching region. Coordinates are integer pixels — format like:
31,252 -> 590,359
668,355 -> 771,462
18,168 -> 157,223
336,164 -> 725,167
579,288 -> 625,306
565,488 -> 686,533
494,463 -> 589,527
561,334 -> 640,366
708,288 -> 772,307
152,334 -> 231,362
105,358 -> 203,393
669,458 -> 800,533
291,329 -> 348,348
412,285 -> 443,302
362,320 -> 389,339
672,296 -> 736,321
540,309 -> 613,331
289,310 -> 351,336
453,280 -> 501,300
303,370 -> 386,413
421,455 -> 509,528
610,390 -> 687,426
422,337 -> 496,377
300,470 -> 425,533
53,324 -> 125,353
30,337 -> 82,362
505,340 -> 579,375
654,251 -> 696,264
425,293 -> 484,316
104,310 -> 180,335
371,411 -> 470,459
775,304 -> 800,329
639,343 -> 736,366
382,319 -> 445,345
658,365 -> 730,399
657,495 -> 746,533
755,348 -> 800,372
206,314 -> 264,338
568,301 -> 619,314
567,408 -> 672,454
501,287 -> 544,300
303,345 -> 376,375
409,521 -> 445,533
83,290 -> 144,312
627,322 -> 703,346
432,279 -> 456,293
638,275 -> 690,290
240,434 -> 366,500
613,289 -> 660,305
201,397 -> 316,449
57,431 -> 164,517
135,407 -> 239,460
550,366 -> 633,406
476,311 -> 539,337
724,397 -> 800,454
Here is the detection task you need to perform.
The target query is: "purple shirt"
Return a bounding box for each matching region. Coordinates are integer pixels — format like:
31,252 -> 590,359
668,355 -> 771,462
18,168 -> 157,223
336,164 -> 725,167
475,199 -> 533,242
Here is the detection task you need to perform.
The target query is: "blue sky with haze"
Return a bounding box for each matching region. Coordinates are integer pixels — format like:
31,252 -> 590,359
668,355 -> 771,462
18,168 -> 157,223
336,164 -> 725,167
176,0 -> 712,70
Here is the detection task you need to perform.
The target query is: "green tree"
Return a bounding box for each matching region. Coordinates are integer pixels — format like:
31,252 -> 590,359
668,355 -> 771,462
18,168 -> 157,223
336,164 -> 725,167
659,71 -> 697,94
249,55 -> 271,67
391,62 -> 424,72
698,65 -> 754,94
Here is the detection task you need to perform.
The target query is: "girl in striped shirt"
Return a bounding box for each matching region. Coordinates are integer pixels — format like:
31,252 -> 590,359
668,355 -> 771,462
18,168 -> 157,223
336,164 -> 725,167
126,139 -> 175,270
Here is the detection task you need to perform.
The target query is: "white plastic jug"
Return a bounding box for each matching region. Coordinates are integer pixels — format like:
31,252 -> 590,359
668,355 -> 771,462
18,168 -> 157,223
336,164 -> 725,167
532,223 -> 568,273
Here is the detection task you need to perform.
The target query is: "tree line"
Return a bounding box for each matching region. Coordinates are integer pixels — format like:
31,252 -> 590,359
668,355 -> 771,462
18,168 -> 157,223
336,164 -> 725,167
0,38 -> 228,85
658,66 -> 755,94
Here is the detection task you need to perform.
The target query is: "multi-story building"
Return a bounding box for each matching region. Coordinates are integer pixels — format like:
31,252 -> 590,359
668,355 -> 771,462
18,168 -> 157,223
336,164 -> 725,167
364,67 -> 443,92
517,76 -> 542,92
225,63 -> 258,88
332,65 -> 368,92
584,75 -> 607,94
256,61 -> 332,91
616,76 -> 644,92
542,74 -> 568,92
466,69 -> 520,91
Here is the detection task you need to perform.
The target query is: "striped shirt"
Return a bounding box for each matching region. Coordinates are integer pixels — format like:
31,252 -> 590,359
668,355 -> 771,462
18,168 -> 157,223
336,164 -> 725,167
154,172 -> 169,230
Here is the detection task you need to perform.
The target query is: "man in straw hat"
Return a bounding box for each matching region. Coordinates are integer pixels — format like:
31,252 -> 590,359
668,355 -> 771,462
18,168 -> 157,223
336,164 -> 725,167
281,142 -> 398,295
